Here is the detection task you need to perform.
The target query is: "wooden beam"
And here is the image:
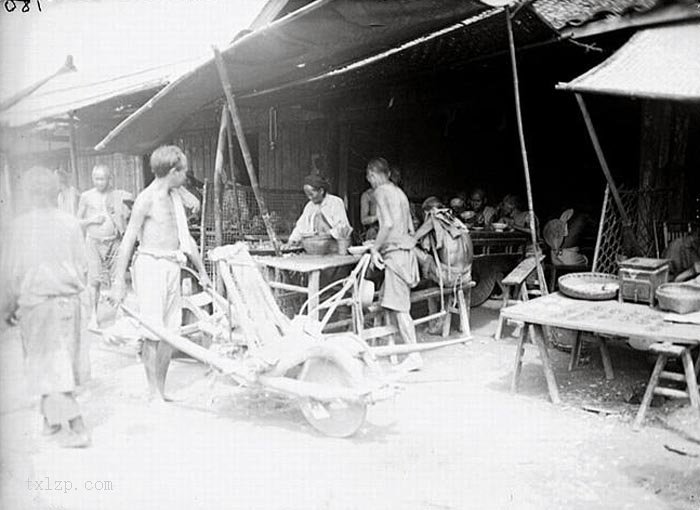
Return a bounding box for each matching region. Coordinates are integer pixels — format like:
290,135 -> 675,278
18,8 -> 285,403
213,46 -> 280,255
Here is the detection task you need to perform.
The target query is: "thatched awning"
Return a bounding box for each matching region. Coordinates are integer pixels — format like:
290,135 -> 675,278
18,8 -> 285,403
557,22 -> 700,101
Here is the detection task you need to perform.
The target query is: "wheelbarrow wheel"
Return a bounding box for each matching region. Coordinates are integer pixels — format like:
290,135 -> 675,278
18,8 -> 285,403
470,265 -> 497,307
297,358 -> 367,438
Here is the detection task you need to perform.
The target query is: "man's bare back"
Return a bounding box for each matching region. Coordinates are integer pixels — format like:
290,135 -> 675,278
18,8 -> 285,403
136,184 -> 180,252
374,182 -> 413,249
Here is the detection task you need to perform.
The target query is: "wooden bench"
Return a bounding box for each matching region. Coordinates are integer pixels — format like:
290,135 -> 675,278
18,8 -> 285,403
363,280 -> 474,339
495,255 -> 546,340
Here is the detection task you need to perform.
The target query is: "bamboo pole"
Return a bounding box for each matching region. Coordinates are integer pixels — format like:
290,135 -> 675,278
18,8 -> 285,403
0,55 -> 76,112
212,46 -> 281,255
575,93 -> 642,256
199,179 -> 208,258
213,106 -> 227,248
505,6 -> 547,294
592,185 -> 610,272
68,113 -> 80,190
224,111 -> 243,234
575,94 -> 630,225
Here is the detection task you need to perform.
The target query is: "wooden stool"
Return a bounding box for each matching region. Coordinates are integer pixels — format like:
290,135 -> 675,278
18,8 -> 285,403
496,255 -> 545,340
440,282 -> 474,338
633,342 -> 700,430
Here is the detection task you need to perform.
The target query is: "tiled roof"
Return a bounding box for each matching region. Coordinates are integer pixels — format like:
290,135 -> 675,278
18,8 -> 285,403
533,0 -> 659,29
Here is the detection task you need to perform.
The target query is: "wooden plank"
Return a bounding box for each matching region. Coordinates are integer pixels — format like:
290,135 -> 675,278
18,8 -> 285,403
502,255 -> 545,286
659,371 -> 687,382
653,387 -> 689,399
268,281 -> 309,294
254,254 -> 359,273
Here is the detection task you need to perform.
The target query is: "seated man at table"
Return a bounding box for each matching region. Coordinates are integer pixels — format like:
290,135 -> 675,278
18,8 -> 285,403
449,193 -> 468,218
286,174 -> 352,246
465,188 -> 496,229
497,194 -> 538,236
664,230 -> 700,281
414,196 -> 473,334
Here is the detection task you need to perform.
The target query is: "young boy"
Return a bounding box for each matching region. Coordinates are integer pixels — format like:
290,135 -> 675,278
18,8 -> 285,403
111,146 -> 210,400
1,167 -> 91,447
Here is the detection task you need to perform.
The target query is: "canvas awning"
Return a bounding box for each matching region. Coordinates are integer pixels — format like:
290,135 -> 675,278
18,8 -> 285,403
0,59 -> 196,129
96,0 -> 514,154
557,22 -> 700,101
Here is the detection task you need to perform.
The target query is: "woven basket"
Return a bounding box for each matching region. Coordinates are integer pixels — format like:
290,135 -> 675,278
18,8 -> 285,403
558,272 -> 619,300
336,237 -> 351,254
656,283 -> 700,314
302,235 -> 334,255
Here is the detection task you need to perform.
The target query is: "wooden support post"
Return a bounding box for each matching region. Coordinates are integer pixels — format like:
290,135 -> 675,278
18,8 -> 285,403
505,7 -> 546,296
598,337 -> 614,381
531,324 -> 561,404
569,331 -> 582,371
213,46 -> 280,255
213,107 -> 227,249
681,348 -> 700,413
224,111 -> 243,234
199,179 -> 208,258
576,93 -> 641,256
511,325 -> 528,393
307,271 -> 321,322
68,113 -> 80,190
575,94 -> 629,224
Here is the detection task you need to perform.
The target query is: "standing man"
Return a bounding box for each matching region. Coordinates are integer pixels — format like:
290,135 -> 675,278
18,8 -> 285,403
56,167 -> 79,216
360,186 -> 378,241
77,165 -> 133,328
110,146 -> 210,401
1,167 -> 91,447
366,157 -> 422,371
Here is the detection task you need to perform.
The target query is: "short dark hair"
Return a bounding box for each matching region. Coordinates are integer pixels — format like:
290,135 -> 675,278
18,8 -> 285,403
150,145 -> 187,178
367,157 -> 390,176
422,196 -> 443,211
23,166 -> 59,205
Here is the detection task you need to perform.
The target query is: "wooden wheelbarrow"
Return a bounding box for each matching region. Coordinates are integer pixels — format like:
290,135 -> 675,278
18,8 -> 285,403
120,303 -> 465,437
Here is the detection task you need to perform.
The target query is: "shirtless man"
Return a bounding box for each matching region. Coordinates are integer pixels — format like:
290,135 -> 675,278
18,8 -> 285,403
110,146 -> 210,401
360,187 -> 378,241
77,165 -> 132,327
366,157 -> 422,371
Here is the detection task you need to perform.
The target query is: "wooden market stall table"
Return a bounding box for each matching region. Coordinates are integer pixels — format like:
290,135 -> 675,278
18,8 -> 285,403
253,253 -> 360,321
501,292 -> 700,428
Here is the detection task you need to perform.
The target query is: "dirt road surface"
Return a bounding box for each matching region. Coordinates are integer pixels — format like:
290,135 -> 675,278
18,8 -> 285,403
2,303 -> 698,510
